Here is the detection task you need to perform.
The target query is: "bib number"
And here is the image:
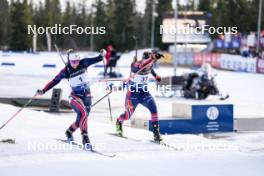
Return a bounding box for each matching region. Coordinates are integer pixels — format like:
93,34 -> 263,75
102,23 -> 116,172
69,73 -> 87,87
133,75 -> 148,84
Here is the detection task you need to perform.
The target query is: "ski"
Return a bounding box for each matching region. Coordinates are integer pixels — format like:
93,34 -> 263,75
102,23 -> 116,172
149,140 -> 183,151
105,132 -> 142,142
106,133 -> 183,151
219,93 -> 230,100
0,139 -> 15,144
55,138 -> 116,158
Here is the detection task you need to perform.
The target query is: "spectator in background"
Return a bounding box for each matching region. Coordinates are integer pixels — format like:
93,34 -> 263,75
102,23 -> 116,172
258,51 -> 264,59
104,45 -> 113,76
104,45 -> 121,77
241,46 -> 250,57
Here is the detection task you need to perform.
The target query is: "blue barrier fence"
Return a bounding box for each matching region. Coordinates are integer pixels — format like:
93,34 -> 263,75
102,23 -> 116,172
42,64 -> 56,68
1,62 -> 15,66
149,104 -> 234,134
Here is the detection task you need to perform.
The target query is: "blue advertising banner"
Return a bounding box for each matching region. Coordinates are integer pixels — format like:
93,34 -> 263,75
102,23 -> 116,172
149,104 -> 233,134
215,39 -> 224,48
231,37 -> 241,48
214,38 -> 241,49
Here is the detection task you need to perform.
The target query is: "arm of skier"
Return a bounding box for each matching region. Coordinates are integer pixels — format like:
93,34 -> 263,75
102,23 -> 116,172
138,57 -> 154,69
138,52 -> 164,69
151,68 -> 161,82
151,68 -> 157,77
37,67 -> 67,95
82,49 -> 106,67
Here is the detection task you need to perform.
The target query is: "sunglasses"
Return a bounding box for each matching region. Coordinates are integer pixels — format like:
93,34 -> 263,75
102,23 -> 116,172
70,60 -> 80,64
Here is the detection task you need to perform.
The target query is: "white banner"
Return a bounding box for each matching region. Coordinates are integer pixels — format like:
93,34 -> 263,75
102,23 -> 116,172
220,54 -> 256,73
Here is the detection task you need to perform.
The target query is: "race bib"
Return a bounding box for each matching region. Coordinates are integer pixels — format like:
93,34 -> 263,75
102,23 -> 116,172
132,74 -> 149,84
69,73 -> 88,87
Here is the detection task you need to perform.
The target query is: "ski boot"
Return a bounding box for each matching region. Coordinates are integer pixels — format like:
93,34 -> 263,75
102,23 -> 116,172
152,121 -> 162,143
82,133 -> 92,150
116,119 -> 123,136
65,129 -> 74,143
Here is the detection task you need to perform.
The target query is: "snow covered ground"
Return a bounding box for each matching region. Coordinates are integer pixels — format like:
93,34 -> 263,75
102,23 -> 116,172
1,103 -> 264,176
1,51 -> 264,176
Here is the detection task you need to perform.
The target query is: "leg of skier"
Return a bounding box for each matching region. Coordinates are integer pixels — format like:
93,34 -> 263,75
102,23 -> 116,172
79,95 -> 91,148
116,91 -> 139,136
141,92 -> 162,143
65,96 -> 85,141
66,94 -> 91,148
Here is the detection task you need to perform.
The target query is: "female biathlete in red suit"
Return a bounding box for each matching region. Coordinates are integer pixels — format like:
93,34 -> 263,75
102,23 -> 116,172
116,51 -> 163,142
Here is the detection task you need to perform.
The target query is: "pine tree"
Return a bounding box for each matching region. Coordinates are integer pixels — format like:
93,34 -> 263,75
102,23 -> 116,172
209,0 -> 259,34
61,1 -> 74,48
9,0 -> 33,51
143,0 -> 153,48
155,0 -> 172,49
32,1 -> 46,50
0,0 -> 10,49
75,0 -> 89,49
105,0 -> 116,46
133,13 -> 145,49
112,0 -> 137,51
43,0 -> 61,26
198,0 -> 212,11
94,0 -> 107,50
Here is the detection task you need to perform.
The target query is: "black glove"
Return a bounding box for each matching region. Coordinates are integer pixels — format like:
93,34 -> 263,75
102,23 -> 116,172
155,53 -> 164,60
36,89 -> 45,95
155,75 -> 161,82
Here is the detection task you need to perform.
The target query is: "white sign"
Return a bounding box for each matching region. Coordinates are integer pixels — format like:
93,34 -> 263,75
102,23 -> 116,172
206,106 -> 219,121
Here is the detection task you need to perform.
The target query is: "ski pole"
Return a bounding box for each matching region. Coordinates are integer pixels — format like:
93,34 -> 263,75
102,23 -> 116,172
107,93 -> 113,122
54,44 -> 67,65
133,36 -> 138,61
102,56 -> 113,122
91,90 -> 113,108
98,78 -> 125,82
0,94 -> 37,131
